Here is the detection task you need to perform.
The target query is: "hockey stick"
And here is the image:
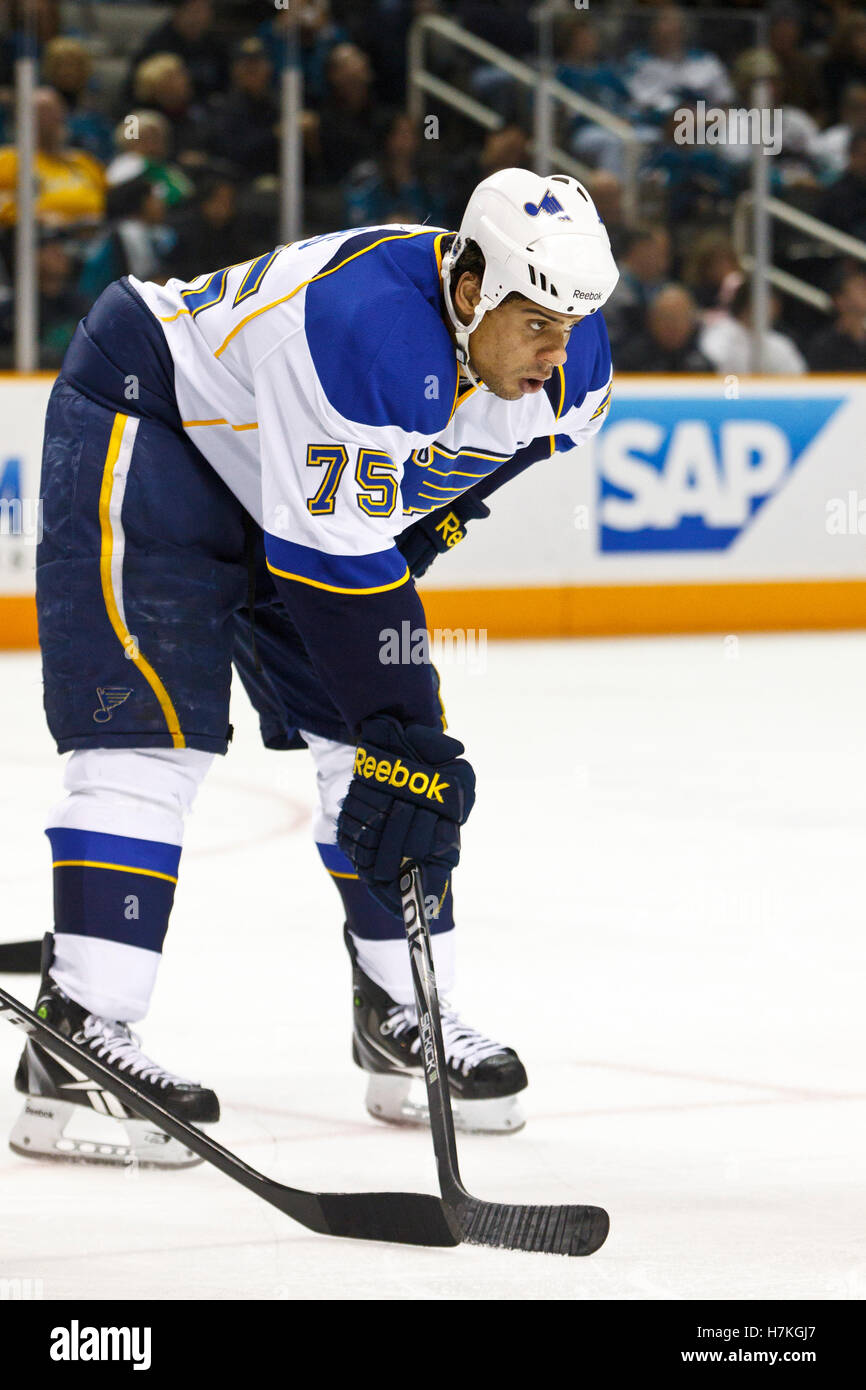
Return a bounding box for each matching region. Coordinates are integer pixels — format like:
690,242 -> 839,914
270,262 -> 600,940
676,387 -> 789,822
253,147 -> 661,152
0,941 -> 42,973
400,863 -> 610,1257
0,985 -> 460,1249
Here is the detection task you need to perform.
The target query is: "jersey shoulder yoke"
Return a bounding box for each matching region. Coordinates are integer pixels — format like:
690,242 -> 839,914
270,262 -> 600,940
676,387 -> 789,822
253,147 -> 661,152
303,227 -> 459,437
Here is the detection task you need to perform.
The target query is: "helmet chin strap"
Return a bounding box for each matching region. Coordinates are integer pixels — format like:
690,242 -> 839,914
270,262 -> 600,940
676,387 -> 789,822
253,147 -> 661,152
454,319 -> 490,392
442,264 -> 496,392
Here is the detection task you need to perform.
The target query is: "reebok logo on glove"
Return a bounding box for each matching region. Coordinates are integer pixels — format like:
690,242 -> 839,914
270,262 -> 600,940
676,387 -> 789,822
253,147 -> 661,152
433,512 -> 465,548
353,748 -> 450,803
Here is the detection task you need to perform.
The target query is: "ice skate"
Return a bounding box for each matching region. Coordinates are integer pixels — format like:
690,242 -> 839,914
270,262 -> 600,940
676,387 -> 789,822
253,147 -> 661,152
10,945 -> 219,1169
346,927 -> 527,1133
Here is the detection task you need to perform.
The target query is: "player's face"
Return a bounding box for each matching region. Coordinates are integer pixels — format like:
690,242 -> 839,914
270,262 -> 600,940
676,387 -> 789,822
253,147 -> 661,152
461,289 -> 582,400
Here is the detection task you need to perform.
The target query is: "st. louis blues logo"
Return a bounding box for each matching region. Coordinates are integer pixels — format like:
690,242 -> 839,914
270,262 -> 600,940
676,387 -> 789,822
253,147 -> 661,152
523,190 -> 572,220
93,687 -> 133,723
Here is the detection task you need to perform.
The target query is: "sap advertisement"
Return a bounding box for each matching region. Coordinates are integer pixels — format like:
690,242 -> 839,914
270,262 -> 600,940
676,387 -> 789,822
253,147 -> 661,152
421,378 -> 866,588
0,377 -> 53,596
598,395 -> 843,554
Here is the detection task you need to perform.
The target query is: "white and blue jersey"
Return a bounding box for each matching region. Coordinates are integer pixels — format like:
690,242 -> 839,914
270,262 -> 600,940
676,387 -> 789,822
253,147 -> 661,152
117,225 -> 613,734
132,225 -> 612,596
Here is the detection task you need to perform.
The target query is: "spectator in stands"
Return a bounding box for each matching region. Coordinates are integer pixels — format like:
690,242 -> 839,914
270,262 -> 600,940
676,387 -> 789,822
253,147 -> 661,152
807,266 -> 866,370
0,87 -> 105,228
106,110 -> 194,209
700,281 -> 806,374
616,284 -> 715,372
166,170 -> 249,280
129,0 -> 228,105
443,124 -> 531,227
768,2 -> 825,117
817,129 -> 866,240
454,1 -> 534,61
43,38 -> 114,165
79,172 -> 175,300
304,43 -> 393,184
810,84 -> 866,182
362,0 -> 441,107
625,6 -> 733,122
258,0 -> 348,107
718,50 -> 820,193
477,124 -> 531,178
822,13 -> 866,125
603,224 -> 671,349
587,171 -> 628,261
1,0 -> 61,87
800,0 -> 855,52
203,38 -> 279,179
555,18 -> 636,177
132,53 -> 207,165
682,230 -> 742,312
641,106 -> 737,225
345,111 -> 443,227
37,234 -> 90,366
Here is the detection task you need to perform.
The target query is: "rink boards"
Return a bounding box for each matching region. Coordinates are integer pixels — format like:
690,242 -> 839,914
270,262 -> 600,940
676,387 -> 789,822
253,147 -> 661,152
1,373 -> 864,644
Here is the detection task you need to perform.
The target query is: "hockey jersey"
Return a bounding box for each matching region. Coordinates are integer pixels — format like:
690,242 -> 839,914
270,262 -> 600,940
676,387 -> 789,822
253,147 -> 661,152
131,225 -> 613,733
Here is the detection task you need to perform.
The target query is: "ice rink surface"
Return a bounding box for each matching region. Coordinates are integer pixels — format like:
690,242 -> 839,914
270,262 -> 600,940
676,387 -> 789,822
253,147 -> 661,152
0,633 -> 864,1301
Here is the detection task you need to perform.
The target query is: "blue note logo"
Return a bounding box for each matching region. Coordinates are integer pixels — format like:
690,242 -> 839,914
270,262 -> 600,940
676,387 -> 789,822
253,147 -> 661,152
523,190 -> 571,220
597,397 -> 844,551
93,687 -> 133,722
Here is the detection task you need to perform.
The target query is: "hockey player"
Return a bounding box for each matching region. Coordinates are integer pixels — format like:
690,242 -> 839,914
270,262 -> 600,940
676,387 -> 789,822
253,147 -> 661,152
12,168 -> 618,1165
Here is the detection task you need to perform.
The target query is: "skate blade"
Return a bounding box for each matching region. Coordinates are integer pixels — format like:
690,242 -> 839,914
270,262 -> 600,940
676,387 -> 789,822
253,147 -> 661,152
364,1073 -> 526,1134
9,1097 -> 203,1169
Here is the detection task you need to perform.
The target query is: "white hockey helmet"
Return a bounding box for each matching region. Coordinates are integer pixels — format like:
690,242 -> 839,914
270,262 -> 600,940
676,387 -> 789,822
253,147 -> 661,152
441,167 -> 620,381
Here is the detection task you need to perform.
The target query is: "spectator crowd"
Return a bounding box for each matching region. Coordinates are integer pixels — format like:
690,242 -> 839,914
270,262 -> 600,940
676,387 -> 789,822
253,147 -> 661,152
0,0 -> 864,370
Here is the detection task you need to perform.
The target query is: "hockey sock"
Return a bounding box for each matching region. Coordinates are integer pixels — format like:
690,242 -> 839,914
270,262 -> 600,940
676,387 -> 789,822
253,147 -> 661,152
302,728 -> 457,1005
317,840 -> 456,1006
47,827 -> 180,1020
45,747 -> 212,1020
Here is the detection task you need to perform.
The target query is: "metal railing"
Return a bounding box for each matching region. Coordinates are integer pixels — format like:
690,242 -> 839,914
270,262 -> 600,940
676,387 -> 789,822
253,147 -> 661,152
733,192 -> 866,314
407,13 -> 642,222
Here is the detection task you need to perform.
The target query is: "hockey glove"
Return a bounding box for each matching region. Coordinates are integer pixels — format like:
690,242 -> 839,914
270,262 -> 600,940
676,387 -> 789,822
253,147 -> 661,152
395,491 -> 490,579
337,716 -> 476,917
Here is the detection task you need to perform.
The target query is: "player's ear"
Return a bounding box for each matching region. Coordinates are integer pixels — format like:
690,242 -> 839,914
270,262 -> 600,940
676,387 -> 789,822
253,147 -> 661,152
453,272 -> 481,320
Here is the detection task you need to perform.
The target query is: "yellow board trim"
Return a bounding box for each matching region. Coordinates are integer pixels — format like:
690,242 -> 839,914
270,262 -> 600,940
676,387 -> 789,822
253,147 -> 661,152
327,869 -> 360,880
418,580 -> 866,637
6,580 -> 866,647
265,558 -> 410,595
52,859 -> 178,884
99,413 -> 186,748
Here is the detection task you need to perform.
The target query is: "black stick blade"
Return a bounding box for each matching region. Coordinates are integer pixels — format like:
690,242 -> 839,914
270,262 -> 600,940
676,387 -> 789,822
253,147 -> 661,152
317,1191 -> 462,1247
455,1198 -> 609,1257
0,941 -> 42,973
1,986 -> 461,1251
